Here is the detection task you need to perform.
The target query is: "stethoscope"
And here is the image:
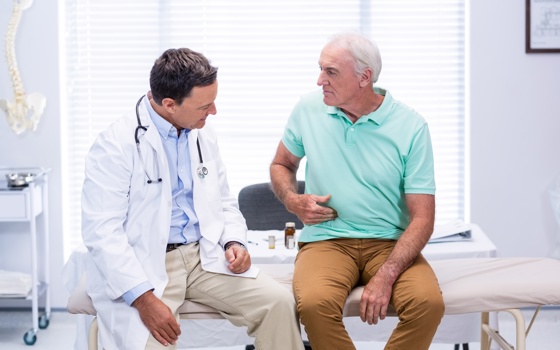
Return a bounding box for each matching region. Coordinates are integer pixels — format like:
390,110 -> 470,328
135,95 -> 208,184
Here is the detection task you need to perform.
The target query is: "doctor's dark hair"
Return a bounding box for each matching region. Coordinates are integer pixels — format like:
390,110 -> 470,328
149,48 -> 218,105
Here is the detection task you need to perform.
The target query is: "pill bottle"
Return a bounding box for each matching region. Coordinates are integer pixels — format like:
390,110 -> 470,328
284,222 -> 296,249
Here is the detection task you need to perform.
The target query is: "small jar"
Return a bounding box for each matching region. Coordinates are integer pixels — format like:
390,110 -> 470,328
268,235 -> 276,249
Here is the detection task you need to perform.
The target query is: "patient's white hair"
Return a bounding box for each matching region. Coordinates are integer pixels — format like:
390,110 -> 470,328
326,32 -> 382,84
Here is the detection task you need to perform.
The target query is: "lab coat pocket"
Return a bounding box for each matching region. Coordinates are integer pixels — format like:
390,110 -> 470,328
194,159 -> 221,203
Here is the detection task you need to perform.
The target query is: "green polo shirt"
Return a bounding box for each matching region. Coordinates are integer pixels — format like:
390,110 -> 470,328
282,87 -> 435,242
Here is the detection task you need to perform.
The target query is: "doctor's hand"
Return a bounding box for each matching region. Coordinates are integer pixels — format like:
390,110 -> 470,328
286,193 -> 338,225
225,244 -> 251,274
133,290 -> 181,346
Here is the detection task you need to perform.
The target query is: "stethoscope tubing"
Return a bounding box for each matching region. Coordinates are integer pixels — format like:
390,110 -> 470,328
135,95 -> 208,182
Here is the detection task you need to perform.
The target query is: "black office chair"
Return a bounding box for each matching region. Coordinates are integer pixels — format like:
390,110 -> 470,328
238,181 -> 311,350
238,181 -> 305,230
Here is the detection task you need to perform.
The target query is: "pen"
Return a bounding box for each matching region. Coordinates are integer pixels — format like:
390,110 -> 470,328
248,240 -> 258,245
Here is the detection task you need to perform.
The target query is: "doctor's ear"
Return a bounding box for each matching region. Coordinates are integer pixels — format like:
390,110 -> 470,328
161,98 -> 177,113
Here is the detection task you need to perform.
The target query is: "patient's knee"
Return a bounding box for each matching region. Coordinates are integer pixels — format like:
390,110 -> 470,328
297,291 -> 343,320
398,291 -> 445,323
426,293 -> 445,318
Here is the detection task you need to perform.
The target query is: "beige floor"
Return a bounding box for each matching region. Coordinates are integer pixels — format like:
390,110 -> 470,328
1,307 -> 560,349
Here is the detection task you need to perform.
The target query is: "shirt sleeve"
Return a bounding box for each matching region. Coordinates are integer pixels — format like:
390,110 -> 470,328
281,99 -> 306,158
122,281 -> 154,306
403,123 -> 436,194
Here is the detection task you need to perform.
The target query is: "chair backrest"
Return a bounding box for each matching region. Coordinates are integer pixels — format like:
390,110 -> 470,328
238,181 -> 305,230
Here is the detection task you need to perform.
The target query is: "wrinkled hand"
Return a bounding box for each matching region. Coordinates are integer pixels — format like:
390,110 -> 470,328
225,245 -> 251,273
360,273 -> 393,325
132,291 -> 181,346
287,193 -> 338,225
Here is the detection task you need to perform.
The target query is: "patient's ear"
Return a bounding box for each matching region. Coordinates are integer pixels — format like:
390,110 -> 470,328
359,67 -> 373,88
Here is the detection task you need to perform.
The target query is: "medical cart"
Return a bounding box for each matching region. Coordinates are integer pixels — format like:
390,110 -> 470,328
0,167 -> 51,345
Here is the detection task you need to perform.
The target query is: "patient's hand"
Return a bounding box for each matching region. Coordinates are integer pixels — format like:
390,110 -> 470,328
133,290 -> 181,346
286,193 -> 338,225
360,273 -> 393,325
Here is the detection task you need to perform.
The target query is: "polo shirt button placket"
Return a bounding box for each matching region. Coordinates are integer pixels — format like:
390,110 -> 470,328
346,126 -> 356,145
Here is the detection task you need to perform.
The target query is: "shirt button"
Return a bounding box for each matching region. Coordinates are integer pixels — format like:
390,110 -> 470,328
350,128 -> 355,131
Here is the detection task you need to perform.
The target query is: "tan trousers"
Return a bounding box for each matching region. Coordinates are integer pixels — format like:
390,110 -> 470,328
293,239 -> 444,350
145,243 -> 305,350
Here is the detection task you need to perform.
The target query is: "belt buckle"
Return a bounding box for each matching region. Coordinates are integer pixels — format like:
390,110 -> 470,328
166,243 -> 183,253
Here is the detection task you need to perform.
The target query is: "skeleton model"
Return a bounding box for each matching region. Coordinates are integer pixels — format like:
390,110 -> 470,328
0,0 -> 46,135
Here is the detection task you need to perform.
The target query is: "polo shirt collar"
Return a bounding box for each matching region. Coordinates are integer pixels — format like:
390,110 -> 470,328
326,87 -> 392,125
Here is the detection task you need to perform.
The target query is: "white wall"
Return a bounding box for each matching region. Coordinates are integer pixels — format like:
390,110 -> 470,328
0,1 -> 65,308
470,0 -> 560,258
0,1 -> 559,309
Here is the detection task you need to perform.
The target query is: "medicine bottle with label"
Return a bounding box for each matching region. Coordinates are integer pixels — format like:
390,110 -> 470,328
284,222 -> 296,249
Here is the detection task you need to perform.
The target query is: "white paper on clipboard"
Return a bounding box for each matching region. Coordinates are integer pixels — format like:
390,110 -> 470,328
429,220 -> 472,243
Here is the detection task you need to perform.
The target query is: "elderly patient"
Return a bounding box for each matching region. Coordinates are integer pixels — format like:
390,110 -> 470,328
270,32 -> 445,350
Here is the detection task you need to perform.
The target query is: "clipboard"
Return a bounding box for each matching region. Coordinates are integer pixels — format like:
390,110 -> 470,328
429,220 -> 472,243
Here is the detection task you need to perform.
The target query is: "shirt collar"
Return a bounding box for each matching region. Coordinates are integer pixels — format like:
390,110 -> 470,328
144,97 -> 191,139
326,87 -> 392,125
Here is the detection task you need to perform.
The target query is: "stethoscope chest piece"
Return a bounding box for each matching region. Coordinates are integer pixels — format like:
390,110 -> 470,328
197,164 -> 208,179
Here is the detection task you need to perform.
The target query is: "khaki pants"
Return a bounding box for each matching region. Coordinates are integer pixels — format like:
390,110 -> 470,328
145,243 -> 305,350
293,239 -> 444,350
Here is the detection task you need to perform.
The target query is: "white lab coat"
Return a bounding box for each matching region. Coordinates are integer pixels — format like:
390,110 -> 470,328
81,96 -> 257,349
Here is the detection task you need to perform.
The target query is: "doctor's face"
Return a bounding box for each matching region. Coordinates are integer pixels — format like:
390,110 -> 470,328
170,80 -> 218,130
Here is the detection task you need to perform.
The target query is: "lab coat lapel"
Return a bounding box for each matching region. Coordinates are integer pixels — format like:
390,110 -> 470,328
189,130 -> 221,247
137,100 -> 162,152
135,97 -> 171,192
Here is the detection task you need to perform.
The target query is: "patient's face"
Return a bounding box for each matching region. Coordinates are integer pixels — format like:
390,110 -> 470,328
317,45 -> 361,110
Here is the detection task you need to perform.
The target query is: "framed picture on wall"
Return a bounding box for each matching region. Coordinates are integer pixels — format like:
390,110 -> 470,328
526,0 -> 560,53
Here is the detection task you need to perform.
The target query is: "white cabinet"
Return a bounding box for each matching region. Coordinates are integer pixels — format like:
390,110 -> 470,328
0,184 -> 42,220
0,168 -> 51,346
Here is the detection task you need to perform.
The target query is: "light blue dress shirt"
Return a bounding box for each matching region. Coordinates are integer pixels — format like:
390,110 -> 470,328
147,99 -> 202,245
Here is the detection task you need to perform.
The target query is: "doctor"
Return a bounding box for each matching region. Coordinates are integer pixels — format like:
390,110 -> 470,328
82,48 -> 304,350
